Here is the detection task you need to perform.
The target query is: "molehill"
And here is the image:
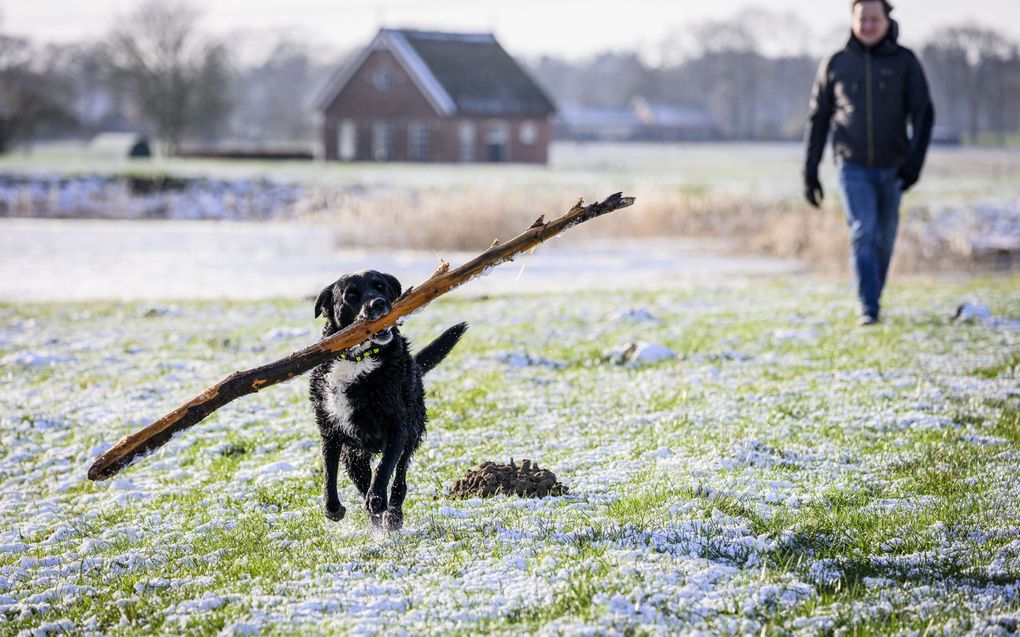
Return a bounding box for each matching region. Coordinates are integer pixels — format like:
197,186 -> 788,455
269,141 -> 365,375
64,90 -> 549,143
449,459 -> 569,498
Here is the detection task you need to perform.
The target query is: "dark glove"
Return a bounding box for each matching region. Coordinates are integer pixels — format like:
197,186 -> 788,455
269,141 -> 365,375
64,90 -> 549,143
897,165 -> 919,192
804,167 -> 824,208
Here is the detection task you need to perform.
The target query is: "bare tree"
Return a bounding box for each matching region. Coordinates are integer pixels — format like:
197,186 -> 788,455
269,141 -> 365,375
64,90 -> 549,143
101,0 -> 232,150
689,18 -> 764,138
737,8 -> 813,58
530,52 -> 652,110
0,35 -> 77,150
923,25 -> 1014,143
230,38 -> 334,143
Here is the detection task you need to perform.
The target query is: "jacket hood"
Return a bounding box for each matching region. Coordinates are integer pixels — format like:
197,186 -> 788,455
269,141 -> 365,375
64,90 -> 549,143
847,19 -> 900,54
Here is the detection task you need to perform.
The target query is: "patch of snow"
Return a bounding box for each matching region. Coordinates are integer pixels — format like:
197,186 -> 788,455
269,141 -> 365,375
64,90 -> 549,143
496,351 -> 566,369
611,307 -> 659,323
606,342 -> 677,366
263,327 -> 311,341
0,351 -> 75,367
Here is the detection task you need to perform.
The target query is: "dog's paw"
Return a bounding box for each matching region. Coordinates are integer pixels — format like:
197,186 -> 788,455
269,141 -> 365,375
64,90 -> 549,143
365,492 -> 387,514
323,502 -> 346,522
369,512 -> 384,530
383,507 -> 404,532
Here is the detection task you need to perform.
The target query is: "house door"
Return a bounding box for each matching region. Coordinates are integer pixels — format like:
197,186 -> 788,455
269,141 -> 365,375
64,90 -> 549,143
484,121 -> 509,162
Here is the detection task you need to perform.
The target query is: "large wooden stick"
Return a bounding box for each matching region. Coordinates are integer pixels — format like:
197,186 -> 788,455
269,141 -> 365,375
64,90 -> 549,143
87,192 -> 635,481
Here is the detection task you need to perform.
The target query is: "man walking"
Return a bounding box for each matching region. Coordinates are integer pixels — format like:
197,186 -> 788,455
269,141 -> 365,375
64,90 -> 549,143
803,0 -> 933,325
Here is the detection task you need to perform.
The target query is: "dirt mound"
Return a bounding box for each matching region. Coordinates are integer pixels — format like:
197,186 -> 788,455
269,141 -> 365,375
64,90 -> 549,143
449,459 -> 569,499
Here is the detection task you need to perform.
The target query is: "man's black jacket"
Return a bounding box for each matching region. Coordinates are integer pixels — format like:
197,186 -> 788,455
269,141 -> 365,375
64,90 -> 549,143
804,20 -> 934,183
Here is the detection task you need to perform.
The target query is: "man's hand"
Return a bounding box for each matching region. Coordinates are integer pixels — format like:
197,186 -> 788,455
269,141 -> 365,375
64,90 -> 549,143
897,165 -> 919,192
804,167 -> 824,208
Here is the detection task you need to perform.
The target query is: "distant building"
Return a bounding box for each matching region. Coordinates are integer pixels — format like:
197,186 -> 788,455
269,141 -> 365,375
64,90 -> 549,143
556,97 -> 720,142
317,29 -> 556,163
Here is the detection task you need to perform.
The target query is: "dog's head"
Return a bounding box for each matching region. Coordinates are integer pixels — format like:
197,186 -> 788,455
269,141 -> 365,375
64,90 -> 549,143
314,270 -> 402,345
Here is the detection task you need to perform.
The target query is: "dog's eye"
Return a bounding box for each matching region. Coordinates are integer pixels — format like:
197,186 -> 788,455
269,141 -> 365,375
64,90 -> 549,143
344,288 -> 359,301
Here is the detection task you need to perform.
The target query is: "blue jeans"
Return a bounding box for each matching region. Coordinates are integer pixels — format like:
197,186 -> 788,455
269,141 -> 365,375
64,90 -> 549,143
836,161 -> 902,319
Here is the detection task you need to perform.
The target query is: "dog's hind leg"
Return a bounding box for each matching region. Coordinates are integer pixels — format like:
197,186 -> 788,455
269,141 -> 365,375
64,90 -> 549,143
321,438 -> 346,522
340,446 -> 382,528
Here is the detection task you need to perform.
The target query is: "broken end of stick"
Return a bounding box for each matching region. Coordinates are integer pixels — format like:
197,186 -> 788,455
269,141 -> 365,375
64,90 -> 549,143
86,463 -> 105,482
87,434 -> 151,481
87,452 -> 126,482
601,192 -> 635,209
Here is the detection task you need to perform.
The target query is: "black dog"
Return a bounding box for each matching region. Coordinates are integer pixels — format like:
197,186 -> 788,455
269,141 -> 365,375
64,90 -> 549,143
309,270 -> 466,531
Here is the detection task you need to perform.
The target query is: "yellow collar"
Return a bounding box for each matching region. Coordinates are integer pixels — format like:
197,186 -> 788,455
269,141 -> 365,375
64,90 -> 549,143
337,347 -> 381,363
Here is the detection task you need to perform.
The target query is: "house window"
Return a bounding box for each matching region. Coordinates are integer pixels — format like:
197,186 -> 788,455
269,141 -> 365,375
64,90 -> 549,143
372,121 -> 394,161
408,121 -> 431,161
372,66 -> 394,91
519,121 -> 538,145
484,121 -> 510,162
458,121 -> 475,162
338,119 -> 356,160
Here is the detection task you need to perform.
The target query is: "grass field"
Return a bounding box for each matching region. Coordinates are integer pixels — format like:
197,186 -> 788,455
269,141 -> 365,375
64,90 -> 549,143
2,275 -> 1019,635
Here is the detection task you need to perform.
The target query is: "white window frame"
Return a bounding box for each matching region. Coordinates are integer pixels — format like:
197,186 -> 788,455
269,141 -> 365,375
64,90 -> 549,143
372,66 -> 394,91
519,120 -> 538,146
338,119 -> 356,161
372,120 -> 394,161
458,121 -> 475,162
408,121 -> 431,161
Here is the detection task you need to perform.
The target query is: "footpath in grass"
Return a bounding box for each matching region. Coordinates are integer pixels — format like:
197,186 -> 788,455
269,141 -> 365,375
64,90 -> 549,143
0,275 -> 1018,635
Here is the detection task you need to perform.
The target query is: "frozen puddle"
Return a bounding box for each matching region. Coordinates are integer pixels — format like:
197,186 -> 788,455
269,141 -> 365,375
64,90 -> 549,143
0,218 -> 801,301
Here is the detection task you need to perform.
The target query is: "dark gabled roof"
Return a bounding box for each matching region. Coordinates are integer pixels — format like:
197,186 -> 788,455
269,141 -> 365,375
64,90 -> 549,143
317,29 -> 556,117
398,30 -> 555,116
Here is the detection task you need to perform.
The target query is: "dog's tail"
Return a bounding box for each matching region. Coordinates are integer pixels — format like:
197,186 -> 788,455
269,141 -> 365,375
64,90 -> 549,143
415,322 -> 467,375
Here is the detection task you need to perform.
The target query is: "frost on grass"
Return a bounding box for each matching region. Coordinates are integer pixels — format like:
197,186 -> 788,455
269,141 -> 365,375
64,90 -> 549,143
0,278 -> 1019,634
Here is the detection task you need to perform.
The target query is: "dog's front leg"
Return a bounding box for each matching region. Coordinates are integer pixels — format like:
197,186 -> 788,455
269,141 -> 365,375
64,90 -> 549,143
366,433 -> 406,515
383,449 -> 414,531
321,438 -> 346,521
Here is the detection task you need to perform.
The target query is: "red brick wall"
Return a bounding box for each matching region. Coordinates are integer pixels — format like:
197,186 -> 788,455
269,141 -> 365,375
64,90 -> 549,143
323,50 -> 441,160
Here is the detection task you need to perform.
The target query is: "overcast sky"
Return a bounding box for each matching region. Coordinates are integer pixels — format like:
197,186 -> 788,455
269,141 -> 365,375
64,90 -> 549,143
1,0 -> 1016,63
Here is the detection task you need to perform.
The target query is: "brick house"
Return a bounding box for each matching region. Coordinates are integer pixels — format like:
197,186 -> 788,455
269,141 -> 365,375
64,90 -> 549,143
318,29 -> 556,163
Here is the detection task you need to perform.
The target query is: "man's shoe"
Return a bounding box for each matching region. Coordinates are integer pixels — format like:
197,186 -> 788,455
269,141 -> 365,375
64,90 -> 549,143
857,314 -> 879,326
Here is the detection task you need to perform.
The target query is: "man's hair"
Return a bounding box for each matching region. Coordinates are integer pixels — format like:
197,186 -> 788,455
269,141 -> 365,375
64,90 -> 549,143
852,0 -> 893,16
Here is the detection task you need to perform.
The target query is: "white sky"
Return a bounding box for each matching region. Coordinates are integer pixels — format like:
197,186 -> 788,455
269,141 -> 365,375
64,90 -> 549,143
1,0 -> 1017,63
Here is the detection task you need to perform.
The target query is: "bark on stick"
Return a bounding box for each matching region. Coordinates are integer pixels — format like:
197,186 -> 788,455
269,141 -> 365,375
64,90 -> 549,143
87,192 -> 635,481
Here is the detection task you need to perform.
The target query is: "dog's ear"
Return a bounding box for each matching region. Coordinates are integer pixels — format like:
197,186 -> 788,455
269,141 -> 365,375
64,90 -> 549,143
382,273 -> 402,299
314,286 -> 334,319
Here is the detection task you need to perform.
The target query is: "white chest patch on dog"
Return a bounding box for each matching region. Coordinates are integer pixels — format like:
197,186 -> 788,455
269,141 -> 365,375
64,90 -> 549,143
321,357 -> 380,437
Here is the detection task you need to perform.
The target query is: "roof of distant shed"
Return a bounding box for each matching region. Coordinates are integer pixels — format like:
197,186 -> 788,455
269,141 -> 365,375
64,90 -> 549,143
318,29 -> 556,117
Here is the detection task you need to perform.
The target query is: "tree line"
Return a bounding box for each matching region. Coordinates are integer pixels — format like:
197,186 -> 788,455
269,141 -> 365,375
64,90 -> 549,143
1,2 -> 1018,152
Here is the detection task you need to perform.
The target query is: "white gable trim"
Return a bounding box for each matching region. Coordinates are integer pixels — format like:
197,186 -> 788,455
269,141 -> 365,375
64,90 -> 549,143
385,31 -> 456,116
315,35 -> 378,112
316,29 -> 456,117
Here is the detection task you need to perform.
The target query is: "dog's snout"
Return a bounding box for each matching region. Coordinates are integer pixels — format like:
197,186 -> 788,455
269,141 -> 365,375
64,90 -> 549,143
366,297 -> 390,319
